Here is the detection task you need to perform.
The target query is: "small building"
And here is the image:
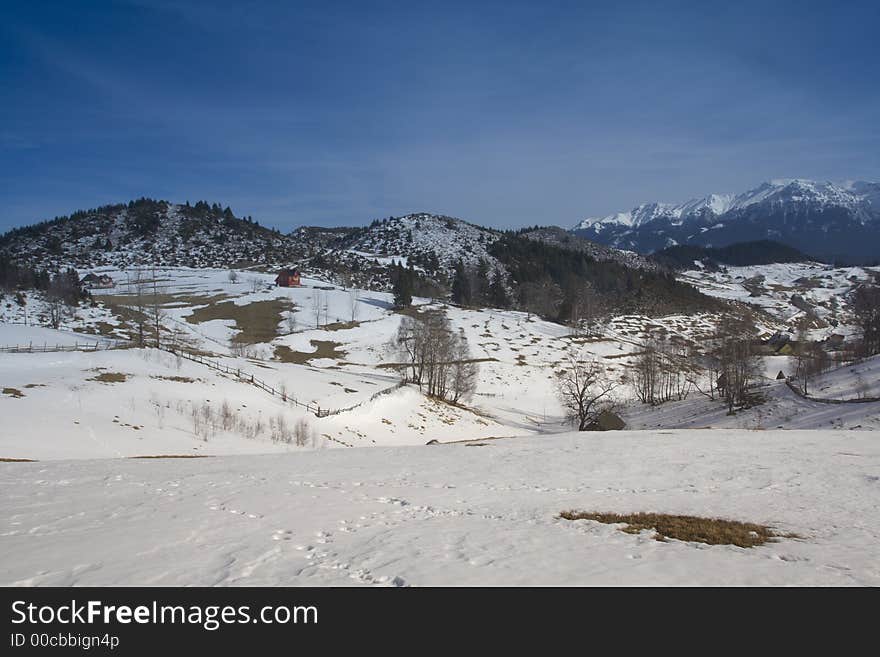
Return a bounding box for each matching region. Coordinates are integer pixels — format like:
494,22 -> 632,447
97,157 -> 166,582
80,273 -> 114,289
776,370 -> 786,380
275,268 -> 302,287
585,410 -> 626,432
776,342 -> 795,356
765,331 -> 791,350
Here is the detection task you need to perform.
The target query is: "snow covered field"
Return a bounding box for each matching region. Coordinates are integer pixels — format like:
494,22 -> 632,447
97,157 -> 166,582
1,430 -> 877,586
1,264 -> 878,587
3,265 -> 879,459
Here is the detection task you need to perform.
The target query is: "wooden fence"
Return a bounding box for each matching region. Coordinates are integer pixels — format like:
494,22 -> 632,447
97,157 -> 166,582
0,337 -> 407,419
166,347 -> 331,416
785,380 -> 880,405
0,340 -> 129,353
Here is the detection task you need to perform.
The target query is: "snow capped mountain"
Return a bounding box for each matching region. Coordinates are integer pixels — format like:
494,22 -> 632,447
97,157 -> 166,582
573,179 -> 880,263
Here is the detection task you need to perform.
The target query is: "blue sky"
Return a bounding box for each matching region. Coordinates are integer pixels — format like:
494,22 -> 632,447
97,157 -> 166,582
2,0 -> 879,233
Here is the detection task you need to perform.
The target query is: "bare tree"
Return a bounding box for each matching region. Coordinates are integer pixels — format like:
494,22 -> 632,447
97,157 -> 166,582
392,311 -> 478,403
631,340 -> 661,405
311,291 -> 324,328
794,339 -> 828,396
293,418 -> 312,447
131,269 -> 148,347
285,309 -> 298,334
556,352 -> 621,431
450,332 -> 479,403
249,277 -> 261,294
149,266 -> 165,348
630,337 -> 691,405
685,347 -> 721,401
348,287 -> 360,323
853,284 -> 880,357
714,317 -> 762,414
47,296 -> 64,329
228,270 -> 239,284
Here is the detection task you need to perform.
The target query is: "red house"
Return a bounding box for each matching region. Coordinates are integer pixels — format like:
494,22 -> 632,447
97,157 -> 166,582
275,268 -> 302,287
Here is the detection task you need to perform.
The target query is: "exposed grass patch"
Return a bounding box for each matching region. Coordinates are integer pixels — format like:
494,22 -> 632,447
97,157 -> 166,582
129,454 -> 213,459
88,372 -> 128,384
274,340 -> 347,364
376,356 -> 498,369
321,320 -> 361,332
77,320 -> 125,338
24,383 -> 46,388
395,305 -> 428,319
0,457 -> 36,462
187,298 -> 292,345
2,387 -> 25,398
150,375 -> 196,383
101,292 -> 231,308
559,511 -> 799,548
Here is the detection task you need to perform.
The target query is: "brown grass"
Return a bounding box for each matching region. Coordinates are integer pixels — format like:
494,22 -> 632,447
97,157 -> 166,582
187,297 -> 292,345
101,291 -> 231,308
88,372 -> 128,383
376,356 -> 498,369
559,511 -> 799,548
150,375 -> 196,383
274,340 -> 347,364
0,457 -> 37,462
321,320 -> 362,332
129,454 -> 213,459
2,387 -> 24,398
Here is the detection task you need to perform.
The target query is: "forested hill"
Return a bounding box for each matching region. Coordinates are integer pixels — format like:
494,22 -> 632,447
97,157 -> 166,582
0,198 -> 303,270
649,240 -> 813,271
472,233 -> 722,319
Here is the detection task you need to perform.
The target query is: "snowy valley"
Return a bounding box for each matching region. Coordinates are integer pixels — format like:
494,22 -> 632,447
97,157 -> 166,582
2,203 -> 879,587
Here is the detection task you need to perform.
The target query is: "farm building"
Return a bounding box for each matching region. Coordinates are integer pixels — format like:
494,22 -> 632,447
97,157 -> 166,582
275,268 -> 302,287
80,273 -> 114,289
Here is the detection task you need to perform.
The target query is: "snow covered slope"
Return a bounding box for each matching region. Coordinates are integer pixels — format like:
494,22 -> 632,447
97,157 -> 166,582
1,429 -> 877,586
678,261 -> 880,338
574,179 -> 880,263
340,213 -> 503,276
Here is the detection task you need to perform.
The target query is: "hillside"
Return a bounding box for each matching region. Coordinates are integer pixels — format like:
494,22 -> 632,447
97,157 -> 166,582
0,198 -> 304,270
519,226 -> 659,271
0,201 -> 786,321
651,240 -> 812,271
338,213 -> 503,278
574,179 -> 880,264
677,261 -> 880,338
622,355 -> 880,431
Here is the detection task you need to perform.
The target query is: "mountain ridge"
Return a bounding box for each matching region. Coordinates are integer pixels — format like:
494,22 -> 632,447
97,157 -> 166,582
573,179 -> 880,264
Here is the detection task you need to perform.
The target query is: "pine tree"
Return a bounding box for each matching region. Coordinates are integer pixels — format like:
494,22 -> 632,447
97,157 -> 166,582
488,268 -> 509,308
451,260 -> 471,306
392,263 -> 412,308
